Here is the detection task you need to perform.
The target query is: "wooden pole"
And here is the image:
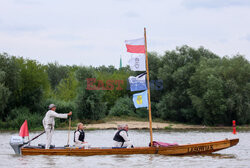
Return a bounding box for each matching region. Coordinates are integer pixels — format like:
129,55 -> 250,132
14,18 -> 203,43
28,135 -> 30,146
144,27 -> 153,147
67,117 -> 71,146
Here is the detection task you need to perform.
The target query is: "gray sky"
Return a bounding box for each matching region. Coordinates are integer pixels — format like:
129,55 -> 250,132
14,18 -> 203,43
1,0 -> 250,68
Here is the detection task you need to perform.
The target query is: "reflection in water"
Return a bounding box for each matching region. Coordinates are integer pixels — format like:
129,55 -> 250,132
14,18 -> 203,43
43,155 -> 56,166
203,153 -> 237,159
18,156 -> 29,166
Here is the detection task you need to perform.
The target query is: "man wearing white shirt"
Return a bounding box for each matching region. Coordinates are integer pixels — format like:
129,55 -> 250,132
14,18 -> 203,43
113,124 -> 133,148
42,104 -> 72,149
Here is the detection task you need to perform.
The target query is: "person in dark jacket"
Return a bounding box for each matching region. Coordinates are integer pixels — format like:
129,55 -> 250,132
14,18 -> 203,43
113,124 -> 133,148
74,123 -> 90,148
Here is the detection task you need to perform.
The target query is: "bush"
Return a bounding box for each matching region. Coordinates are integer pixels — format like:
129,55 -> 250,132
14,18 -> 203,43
75,67 -> 107,120
43,98 -> 77,119
109,96 -> 135,117
3,107 -> 43,129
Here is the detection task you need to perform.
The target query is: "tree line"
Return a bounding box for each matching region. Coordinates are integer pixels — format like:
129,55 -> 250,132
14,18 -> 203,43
0,45 -> 249,129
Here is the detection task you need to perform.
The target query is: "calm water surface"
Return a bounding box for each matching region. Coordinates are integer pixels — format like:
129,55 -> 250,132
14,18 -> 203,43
0,130 -> 248,168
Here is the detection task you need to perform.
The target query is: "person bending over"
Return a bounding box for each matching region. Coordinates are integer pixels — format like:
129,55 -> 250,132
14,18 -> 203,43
113,124 -> 133,148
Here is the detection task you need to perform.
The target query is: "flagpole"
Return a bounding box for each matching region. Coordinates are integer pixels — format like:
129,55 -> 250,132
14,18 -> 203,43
144,27 -> 153,147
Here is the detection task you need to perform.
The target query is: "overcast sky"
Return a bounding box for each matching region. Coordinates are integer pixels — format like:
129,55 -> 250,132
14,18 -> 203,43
1,0 -> 250,68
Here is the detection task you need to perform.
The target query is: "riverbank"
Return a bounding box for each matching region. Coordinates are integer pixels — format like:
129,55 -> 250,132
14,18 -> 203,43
82,120 -> 250,131
1,117 -> 250,132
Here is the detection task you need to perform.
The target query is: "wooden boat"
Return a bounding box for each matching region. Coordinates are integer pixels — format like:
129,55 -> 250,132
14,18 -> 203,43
21,138 -> 239,156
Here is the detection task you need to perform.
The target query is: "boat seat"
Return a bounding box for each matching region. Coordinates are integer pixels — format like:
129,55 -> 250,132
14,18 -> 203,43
23,145 -> 43,149
38,144 -> 55,149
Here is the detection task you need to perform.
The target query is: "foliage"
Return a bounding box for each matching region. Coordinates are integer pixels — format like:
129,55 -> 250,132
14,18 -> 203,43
97,70 -> 132,111
2,107 -> 43,129
46,62 -> 70,90
15,57 -> 50,112
75,66 -> 107,120
0,71 -> 11,118
109,96 -> 135,117
43,98 -> 76,115
188,56 -> 250,125
156,46 -> 218,124
54,71 -> 79,102
0,45 -> 250,129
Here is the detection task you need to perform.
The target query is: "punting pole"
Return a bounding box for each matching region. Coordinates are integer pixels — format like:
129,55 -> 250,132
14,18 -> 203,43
67,117 -> 71,146
23,131 -> 45,145
144,27 -> 153,147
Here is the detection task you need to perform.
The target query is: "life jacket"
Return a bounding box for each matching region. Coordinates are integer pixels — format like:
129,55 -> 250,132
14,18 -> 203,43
74,130 -> 85,142
113,129 -> 128,143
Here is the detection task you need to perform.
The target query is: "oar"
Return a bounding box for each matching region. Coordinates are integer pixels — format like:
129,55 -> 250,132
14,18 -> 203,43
66,117 -> 71,147
21,131 -> 45,146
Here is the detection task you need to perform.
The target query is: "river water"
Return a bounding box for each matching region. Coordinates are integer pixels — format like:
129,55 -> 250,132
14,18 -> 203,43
0,130 -> 249,168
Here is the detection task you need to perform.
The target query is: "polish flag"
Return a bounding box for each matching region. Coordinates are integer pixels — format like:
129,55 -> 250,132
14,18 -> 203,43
19,120 -> 29,138
125,38 -> 145,53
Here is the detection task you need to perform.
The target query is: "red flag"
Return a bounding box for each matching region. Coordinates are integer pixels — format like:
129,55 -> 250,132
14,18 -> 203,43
19,120 -> 29,137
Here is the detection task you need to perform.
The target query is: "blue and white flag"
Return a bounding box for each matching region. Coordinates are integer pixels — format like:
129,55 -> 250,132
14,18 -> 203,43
132,90 -> 148,108
128,72 -> 147,92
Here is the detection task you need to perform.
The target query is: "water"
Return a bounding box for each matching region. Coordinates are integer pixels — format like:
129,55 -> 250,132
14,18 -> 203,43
0,130 -> 249,168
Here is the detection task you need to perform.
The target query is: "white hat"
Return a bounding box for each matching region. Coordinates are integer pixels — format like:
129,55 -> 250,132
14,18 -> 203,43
48,104 -> 56,109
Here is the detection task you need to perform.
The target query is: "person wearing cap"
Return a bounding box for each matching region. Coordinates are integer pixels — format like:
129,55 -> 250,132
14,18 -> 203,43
42,104 -> 72,149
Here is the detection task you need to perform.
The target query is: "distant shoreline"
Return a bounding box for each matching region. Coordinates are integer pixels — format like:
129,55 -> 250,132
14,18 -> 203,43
82,120 -> 250,131
1,120 -> 249,132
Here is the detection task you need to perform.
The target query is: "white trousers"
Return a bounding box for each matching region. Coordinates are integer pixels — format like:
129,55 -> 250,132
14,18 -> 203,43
45,126 -> 54,149
113,141 -> 133,148
74,142 -> 91,149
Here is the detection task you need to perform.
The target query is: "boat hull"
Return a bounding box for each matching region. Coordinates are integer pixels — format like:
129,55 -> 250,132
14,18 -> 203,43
21,138 -> 239,156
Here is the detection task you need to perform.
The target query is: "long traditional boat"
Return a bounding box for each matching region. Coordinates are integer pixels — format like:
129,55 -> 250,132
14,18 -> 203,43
9,28 -> 239,156
19,138 -> 238,156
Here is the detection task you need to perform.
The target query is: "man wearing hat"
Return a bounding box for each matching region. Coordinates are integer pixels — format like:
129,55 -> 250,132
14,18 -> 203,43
42,104 -> 72,149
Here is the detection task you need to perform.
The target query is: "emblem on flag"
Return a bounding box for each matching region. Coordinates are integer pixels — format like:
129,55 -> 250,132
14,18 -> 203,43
132,90 -> 148,108
136,95 -> 142,105
128,54 -> 146,71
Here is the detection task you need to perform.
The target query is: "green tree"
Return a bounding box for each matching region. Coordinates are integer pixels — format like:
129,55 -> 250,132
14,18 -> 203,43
16,57 -> 50,112
75,66 -> 107,120
46,62 -> 70,90
188,56 -> 250,125
109,96 -> 134,116
0,71 -> 11,119
156,46 -> 218,123
97,70 -> 131,112
0,53 -> 20,119
55,71 -> 79,101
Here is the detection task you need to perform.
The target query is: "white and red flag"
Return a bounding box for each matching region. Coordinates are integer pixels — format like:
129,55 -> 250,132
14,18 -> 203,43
125,38 -> 145,53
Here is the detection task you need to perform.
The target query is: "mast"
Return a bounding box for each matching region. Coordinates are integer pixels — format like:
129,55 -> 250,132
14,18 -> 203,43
144,27 -> 153,146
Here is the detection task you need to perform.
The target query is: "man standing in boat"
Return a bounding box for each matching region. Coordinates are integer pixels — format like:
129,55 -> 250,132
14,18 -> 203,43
42,104 -> 72,149
113,124 -> 133,148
